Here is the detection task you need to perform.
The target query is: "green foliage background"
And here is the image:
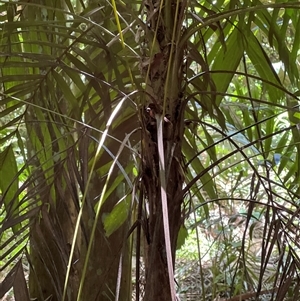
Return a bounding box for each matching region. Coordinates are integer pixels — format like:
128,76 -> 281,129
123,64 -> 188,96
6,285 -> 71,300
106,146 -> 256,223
0,0 -> 300,300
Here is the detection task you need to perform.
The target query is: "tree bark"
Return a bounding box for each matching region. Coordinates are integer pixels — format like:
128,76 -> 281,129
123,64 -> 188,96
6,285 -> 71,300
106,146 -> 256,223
140,1 -> 187,300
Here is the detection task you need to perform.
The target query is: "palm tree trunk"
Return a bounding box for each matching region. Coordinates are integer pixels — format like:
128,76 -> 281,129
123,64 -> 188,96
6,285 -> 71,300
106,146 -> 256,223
141,3 -> 186,299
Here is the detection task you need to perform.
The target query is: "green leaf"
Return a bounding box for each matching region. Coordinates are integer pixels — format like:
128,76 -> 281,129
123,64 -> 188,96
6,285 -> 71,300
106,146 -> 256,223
210,27 -> 244,106
176,225 -> 188,250
183,137 -> 217,201
103,196 -> 130,237
52,70 -> 80,117
0,145 -> 19,233
245,29 -> 284,102
293,112 -> 300,120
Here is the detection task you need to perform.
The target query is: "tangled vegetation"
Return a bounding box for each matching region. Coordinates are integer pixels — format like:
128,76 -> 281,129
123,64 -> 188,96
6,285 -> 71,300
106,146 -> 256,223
1,0 -> 300,300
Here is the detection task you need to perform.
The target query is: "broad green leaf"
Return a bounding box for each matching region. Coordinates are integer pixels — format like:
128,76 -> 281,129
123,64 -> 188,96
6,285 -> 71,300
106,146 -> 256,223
0,145 -> 19,233
103,196 -> 130,237
293,112 -> 300,120
210,27 -> 244,106
245,29 -> 284,102
176,225 -> 188,250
